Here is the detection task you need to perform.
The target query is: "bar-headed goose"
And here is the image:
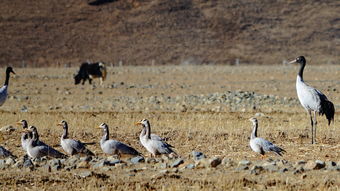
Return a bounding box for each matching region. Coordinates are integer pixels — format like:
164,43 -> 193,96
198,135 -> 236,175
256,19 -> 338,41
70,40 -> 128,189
97,123 -> 140,158
135,119 -> 177,158
58,120 -> 94,156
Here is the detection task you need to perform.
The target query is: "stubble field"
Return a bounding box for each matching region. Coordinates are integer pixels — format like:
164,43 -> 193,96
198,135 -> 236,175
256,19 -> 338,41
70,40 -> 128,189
1,64 -> 340,190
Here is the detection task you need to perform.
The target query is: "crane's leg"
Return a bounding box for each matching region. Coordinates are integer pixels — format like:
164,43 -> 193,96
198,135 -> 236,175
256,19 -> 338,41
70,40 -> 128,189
313,111 -> 317,144
308,110 -> 314,144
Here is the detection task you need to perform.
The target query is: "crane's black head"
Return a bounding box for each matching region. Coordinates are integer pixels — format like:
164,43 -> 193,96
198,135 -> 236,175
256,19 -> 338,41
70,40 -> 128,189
289,56 -> 306,65
295,56 -> 306,65
6,67 -> 15,75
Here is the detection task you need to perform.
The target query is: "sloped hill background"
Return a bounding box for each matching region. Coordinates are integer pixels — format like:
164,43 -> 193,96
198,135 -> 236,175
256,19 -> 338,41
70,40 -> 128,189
0,0 -> 339,66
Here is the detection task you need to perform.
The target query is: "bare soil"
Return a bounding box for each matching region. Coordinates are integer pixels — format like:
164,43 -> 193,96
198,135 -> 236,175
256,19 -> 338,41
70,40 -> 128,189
0,0 -> 339,66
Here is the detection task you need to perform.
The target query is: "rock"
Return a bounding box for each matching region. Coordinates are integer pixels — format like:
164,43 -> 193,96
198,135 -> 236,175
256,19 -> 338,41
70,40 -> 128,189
293,167 -> 304,174
66,156 -> 80,166
192,151 -> 205,161
145,158 -> 159,164
296,160 -> 307,166
239,160 -> 251,166
80,156 -> 93,162
326,161 -> 336,168
103,159 -> 122,166
222,158 -> 236,167
130,156 -> 144,164
92,160 -> 105,169
77,171 -> 93,178
185,164 -> 195,169
170,158 -> 184,168
77,161 -> 90,169
279,168 -> 289,173
23,158 -> 34,168
250,165 -> 265,175
235,165 -> 249,171
0,159 -> 6,169
5,157 -> 15,165
48,159 -> 63,171
305,160 -> 325,170
209,157 -> 221,168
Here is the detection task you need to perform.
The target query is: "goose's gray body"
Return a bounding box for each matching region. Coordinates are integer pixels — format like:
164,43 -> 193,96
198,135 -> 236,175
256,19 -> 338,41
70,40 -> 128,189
136,119 -> 176,157
249,118 -> 285,157
59,121 -> 94,156
99,123 -> 140,157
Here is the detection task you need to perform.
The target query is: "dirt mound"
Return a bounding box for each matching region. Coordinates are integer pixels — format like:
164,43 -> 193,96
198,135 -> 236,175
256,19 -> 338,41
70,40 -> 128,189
0,0 -> 339,66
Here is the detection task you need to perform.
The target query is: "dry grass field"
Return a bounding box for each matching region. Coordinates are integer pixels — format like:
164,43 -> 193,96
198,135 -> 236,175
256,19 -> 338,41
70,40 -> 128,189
1,64 -> 340,190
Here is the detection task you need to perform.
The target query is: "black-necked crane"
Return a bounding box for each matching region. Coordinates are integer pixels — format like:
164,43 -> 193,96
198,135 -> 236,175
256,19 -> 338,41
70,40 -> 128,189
0,67 -> 15,107
289,56 -> 335,144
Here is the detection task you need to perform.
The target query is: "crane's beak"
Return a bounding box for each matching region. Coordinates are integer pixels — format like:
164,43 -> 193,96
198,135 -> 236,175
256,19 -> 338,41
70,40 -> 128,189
135,122 -> 142,126
57,123 -> 63,127
288,59 -> 297,64
16,122 -> 22,125
97,126 -> 102,129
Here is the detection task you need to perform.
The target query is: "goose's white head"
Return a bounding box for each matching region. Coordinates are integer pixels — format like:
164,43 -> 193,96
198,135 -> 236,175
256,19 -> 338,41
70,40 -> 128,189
98,123 -> 109,130
135,119 -> 150,127
249,117 -> 258,125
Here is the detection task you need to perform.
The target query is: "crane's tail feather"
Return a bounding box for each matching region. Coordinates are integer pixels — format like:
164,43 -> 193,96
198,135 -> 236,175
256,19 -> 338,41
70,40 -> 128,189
320,100 -> 335,125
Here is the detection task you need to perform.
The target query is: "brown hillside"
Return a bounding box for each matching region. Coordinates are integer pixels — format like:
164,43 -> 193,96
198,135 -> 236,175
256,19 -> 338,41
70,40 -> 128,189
0,0 -> 339,66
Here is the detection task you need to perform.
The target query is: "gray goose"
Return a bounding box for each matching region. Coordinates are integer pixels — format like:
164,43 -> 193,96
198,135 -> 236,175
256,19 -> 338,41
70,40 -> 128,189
98,123 -> 140,158
58,120 -> 94,156
135,119 -> 177,158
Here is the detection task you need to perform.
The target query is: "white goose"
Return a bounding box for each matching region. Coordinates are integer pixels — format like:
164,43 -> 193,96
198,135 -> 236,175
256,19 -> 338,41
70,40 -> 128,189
58,120 -> 94,156
98,123 -> 140,158
25,126 -> 66,159
135,119 -> 177,157
249,118 -> 285,158
0,67 -> 15,107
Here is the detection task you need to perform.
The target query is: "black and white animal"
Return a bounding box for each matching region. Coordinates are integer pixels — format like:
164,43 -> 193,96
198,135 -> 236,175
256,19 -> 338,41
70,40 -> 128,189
74,62 -> 107,85
0,67 -> 15,106
289,56 -> 335,144
249,118 -> 286,158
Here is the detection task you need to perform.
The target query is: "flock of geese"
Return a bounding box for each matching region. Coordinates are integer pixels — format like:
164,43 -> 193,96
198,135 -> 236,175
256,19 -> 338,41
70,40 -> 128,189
16,119 -> 176,159
0,56 -> 336,160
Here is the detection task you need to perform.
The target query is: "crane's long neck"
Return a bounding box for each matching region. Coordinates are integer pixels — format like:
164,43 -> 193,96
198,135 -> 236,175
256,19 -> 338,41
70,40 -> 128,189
62,126 -> 68,139
251,122 -> 258,139
101,127 -> 109,143
297,62 -> 305,82
4,70 -> 11,86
